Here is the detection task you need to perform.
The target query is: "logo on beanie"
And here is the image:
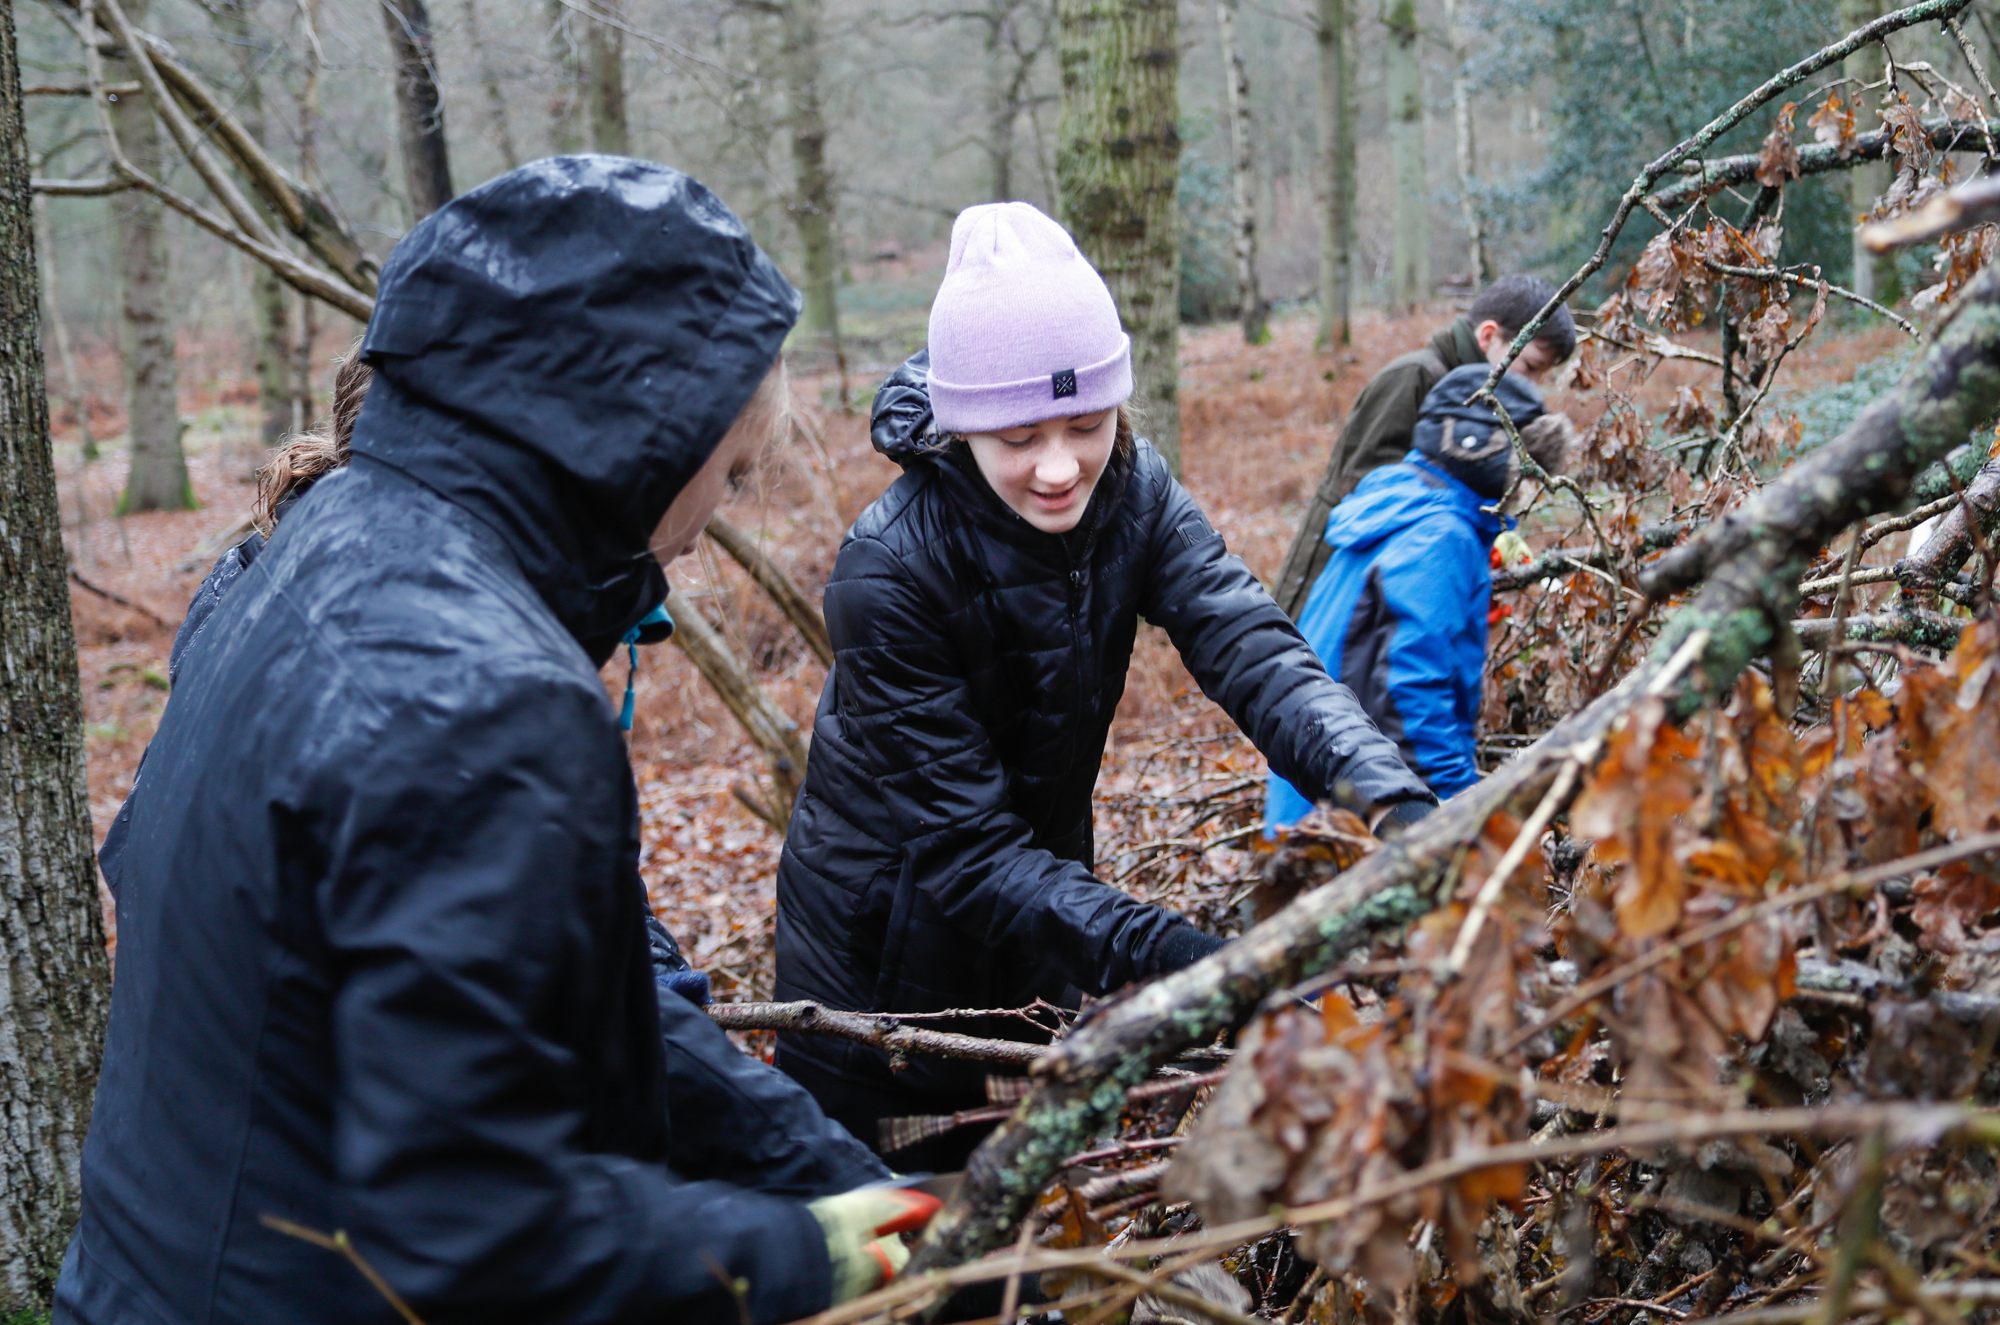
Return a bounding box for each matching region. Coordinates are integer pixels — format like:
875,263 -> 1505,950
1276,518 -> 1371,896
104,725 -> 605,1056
1051,369 -> 1078,399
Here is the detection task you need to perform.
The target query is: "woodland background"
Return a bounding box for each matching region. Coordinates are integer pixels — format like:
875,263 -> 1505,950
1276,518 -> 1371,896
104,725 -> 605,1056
20,0 -> 2000,1322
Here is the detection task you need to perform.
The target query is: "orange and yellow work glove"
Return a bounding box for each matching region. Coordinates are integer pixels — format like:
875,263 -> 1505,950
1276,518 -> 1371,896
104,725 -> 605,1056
808,1186 -> 943,1304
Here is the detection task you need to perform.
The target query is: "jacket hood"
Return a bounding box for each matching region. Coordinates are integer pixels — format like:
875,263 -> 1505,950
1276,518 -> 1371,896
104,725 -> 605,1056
870,350 -> 941,465
1326,457 -> 1506,558
352,155 -> 801,656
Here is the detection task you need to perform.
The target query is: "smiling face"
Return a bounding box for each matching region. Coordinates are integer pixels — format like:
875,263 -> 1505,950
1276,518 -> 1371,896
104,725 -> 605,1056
962,408 -> 1118,534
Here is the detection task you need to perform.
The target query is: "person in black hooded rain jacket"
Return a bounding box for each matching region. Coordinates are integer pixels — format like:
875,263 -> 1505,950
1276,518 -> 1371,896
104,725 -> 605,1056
773,202 -> 1435,1168
57,158 -> 923,1325
133,341 -> 894,1209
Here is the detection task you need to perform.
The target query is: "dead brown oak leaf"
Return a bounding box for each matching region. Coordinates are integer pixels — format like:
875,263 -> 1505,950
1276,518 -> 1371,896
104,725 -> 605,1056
1755,101 -> 1802,188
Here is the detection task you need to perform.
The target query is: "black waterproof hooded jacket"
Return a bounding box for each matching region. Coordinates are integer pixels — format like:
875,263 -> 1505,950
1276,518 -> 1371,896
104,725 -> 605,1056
57,158 -> 852,1325
773,354 -> 1433,1105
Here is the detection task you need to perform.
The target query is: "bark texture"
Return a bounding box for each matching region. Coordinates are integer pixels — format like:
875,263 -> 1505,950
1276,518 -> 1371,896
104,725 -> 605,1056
544,0 -> 584,154
109,0 -> 186,513
1441,0 -> 1486,284
460,0 -> 521,169
1843,0 -> 1899,303
380,0 -> 453,219
585,0 -> 628,154
1384,0 -> 1426,313
781,0 -> 842,350
207,0 -> 292,450
0,7 -> 114,1303
906,256 -> 2000,1283
1056,0 -> 1181,471
1214,0 -> 1264,343
1313,0 -> 1353,346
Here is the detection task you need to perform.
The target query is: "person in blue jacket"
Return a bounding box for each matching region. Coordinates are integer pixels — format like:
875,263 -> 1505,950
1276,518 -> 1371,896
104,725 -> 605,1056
1266,363 -> 1574,825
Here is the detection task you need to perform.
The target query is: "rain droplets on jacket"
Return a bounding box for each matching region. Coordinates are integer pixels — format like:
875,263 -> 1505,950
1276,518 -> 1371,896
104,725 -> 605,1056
59,157 -> 851,1325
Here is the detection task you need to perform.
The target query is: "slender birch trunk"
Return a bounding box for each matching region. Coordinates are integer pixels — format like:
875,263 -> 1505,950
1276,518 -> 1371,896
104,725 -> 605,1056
1440,0 -> 1487,285
1843,0 -> 1897,302
1216,0 -> 1266,343
1385,0 -> 1427,314
1314,0 -> 1354,346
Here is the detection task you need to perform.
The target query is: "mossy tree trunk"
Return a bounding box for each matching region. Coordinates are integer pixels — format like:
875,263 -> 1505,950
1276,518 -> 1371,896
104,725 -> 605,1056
1385,0 -> 1427,313
586,0 -> 629,154
0,3 -> 114,1304
110,0 -> 189,513
1056,0 -> 1181,472
380,0 -> 454,219
1313,0 -> 1354,347
1215,0 -> 1265,344
781,0 -> 843,358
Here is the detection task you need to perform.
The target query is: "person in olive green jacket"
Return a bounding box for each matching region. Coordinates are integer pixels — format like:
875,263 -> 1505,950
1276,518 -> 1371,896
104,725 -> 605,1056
1273,275 -> 1579,616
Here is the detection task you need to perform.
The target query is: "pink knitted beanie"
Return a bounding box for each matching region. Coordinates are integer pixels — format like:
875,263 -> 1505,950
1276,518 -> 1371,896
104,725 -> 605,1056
927,202 -> 1133,434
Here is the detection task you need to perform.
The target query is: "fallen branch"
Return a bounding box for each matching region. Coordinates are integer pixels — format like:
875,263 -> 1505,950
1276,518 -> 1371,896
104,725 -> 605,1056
704,1000 -> 1048,1066
31,175 -> 134,196
67,568 -> 174,630
1790,607 -> 1963,649
665,595 -> 807,829
1863,169 -> 2000,251
825,1102 -> 2000,1325
704,514 -> 832,667
1894,457 -> 2000,603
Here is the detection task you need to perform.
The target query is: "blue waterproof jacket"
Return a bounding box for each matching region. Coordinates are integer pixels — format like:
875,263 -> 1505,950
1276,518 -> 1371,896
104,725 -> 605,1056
1267,454 -> 1503,825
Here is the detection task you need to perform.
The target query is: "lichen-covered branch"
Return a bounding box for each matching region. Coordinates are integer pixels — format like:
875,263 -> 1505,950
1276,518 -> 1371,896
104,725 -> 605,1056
1649,117 -> 2000,213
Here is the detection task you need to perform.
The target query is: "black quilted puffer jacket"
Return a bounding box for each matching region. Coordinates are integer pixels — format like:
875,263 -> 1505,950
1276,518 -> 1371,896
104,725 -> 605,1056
773,353 -> 1433,1105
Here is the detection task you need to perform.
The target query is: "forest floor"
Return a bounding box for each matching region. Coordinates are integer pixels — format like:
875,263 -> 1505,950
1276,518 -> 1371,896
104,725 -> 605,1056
57,300 -> 1912,1002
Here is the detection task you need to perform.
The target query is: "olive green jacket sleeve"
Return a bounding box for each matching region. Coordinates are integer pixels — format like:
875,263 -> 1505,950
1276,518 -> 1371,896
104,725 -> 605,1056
1272,318 -> 1481,617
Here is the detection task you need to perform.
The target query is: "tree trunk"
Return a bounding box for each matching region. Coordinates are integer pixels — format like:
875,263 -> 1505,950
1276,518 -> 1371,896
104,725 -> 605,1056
1385,0 -> 1427,314
1313,0 -> 1354,347
380,0 -> 453,220
1215,0 -> 1265,344
780,0 -> 843,358
208,0 -> 293,452
1441,0 -> 1487,285
460,0 -> 521,169
0,6 -> 115,1305
108,0 -> 188,513
545,0 -> 584,153
1843,0 -> 1899,302
586,0 -> 629,154
1056,0 -> 1181,472
985,9 -> 1016,201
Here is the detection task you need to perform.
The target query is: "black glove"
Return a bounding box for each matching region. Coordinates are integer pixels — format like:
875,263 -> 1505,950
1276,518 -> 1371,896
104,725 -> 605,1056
1151,921 -> 1227,975
1374,798 -> 1436,839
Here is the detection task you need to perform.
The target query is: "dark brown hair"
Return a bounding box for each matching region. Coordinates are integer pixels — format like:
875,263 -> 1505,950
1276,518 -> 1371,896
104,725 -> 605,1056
252,341 -> 372,536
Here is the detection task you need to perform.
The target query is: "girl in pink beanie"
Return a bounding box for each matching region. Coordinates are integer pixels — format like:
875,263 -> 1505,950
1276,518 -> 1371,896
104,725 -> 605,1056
773,202 -> 1431,1169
